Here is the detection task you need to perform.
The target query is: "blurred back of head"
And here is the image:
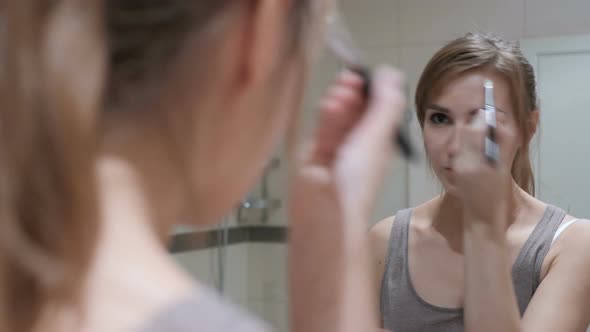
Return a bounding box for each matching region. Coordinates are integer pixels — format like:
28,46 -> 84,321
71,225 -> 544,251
0,0 -> 313,331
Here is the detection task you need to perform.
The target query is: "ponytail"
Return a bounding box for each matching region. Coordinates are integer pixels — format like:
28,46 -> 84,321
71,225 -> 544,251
0,1 -> 105,331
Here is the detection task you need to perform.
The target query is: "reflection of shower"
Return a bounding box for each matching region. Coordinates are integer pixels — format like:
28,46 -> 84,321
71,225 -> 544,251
213,158 -> 282,294
214,215 -> 230,293
237,158 -> 282,224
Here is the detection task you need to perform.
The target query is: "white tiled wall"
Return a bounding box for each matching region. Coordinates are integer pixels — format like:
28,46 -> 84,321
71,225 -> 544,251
174,243 -> 289,332
174,248 -> 219,289
243,299 -> 289,332
174,244 -> 248,301
398,0 -> 526,44
247,244 -> 288,302
247,244 -> 289,331
525,0 -> 590,38
340,0 -> 401,49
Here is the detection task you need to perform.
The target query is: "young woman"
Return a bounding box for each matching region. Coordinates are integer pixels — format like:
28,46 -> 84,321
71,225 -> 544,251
0,1 -> 406,332
371,33 -> 590,332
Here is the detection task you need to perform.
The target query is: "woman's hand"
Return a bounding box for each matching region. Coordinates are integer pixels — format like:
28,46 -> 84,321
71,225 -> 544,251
452,110 -> 511,229
291,66 -> 406,226
456,111 -> 523,332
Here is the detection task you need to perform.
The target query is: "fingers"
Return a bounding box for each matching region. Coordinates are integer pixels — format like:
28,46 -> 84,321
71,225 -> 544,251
310,70 -> 366,165
337,69 -> 364,94
453,110 -> 486,170
346,66 -> 406,148
330,67 -> 407,220
453,110 -> 510,176
461,110 -> 487,156
307,66 -> 406,168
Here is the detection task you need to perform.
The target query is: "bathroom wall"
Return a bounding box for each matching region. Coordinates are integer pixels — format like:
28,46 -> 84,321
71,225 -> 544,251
174,241 -> 289,331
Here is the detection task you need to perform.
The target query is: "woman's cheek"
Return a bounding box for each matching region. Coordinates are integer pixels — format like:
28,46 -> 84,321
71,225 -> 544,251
496,123 -> 522,165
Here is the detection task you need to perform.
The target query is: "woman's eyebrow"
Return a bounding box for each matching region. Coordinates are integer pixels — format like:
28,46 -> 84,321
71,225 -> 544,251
426,104 -> 450,113
427,104 -> 506,114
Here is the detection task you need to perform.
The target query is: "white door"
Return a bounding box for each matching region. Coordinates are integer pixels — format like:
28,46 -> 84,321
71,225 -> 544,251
521,35 -> 590,218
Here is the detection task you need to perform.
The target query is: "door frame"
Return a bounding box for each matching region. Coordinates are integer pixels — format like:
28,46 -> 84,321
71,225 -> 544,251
520,34 -> 590,198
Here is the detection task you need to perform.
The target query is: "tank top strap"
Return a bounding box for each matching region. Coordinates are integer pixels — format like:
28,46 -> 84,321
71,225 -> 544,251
380,209 -> 412,317
511,204 -> 566,315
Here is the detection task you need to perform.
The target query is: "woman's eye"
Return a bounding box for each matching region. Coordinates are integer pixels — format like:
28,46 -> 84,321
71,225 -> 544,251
429,113 -> 450,125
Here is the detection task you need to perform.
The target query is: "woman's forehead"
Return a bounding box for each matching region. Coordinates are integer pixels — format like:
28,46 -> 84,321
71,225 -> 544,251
430,70 -> 512,113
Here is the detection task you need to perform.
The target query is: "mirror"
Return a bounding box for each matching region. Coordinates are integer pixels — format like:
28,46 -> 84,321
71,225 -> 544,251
172,1 -> 590,331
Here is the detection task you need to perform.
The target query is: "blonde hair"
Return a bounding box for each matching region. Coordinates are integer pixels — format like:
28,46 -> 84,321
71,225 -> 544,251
0,1 -> 104,331
0,1 -> 311,331
415,33 -> 538,195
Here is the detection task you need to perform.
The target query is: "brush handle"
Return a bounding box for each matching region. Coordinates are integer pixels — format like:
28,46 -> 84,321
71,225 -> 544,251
350,67 -> 415,161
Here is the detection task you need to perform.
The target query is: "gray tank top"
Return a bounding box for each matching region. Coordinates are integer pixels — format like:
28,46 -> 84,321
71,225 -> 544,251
380,205 -> 566,332
139,287 -> 271,332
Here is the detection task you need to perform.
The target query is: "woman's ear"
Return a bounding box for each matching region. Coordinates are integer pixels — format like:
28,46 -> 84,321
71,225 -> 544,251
205,0 -> 288,102
241,0 -> 288,87
526,109 -> 540,142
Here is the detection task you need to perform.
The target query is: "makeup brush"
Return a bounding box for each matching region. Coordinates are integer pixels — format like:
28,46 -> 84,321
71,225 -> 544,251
326,11 -> 415,160
484,79 -> 499,164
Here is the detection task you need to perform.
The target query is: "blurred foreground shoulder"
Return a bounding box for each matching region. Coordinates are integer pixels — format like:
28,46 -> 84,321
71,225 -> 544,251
139,286 -> 272,332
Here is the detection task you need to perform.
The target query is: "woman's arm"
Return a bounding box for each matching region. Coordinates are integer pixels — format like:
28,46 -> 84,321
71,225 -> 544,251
455,112 -> 590,332
463,217 -> 590,332
462,215 -> 522,332
452,110 -> 521,331
289,185 -> 378,332
520,220 -> 590,331
289,68 -> 405,332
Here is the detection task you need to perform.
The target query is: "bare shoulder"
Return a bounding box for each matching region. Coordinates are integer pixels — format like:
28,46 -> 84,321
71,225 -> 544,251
369,216 -> 396,258
368,215 -> 396,293
552,217 -> 590,253
525,218 -> 590,330
370,216 -> 395,240
544,218 -> 590,276
368,216 -> 396,276
368,198 -> 437,253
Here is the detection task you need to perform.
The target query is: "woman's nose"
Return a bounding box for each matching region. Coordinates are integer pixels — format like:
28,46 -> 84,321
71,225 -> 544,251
447,126 -> 460,160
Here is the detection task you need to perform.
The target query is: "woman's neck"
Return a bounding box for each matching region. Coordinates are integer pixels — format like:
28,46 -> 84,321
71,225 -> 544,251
432,180 -> 533,234
99,115 -> 194,239
79,157 -> 196,332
